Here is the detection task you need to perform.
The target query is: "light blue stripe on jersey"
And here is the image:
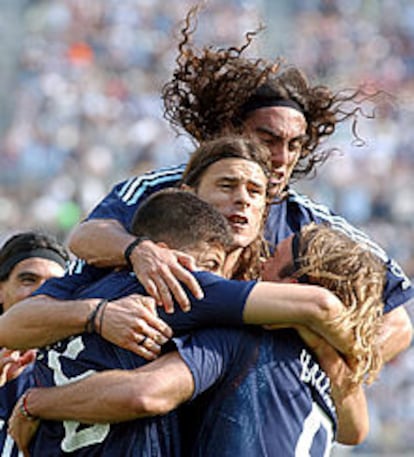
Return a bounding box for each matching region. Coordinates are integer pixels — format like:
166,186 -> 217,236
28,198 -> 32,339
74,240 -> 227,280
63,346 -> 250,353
66,259 -> 86,276
118,165 -> 186,206
289,189 -> 412,290
289,189 -> 388,260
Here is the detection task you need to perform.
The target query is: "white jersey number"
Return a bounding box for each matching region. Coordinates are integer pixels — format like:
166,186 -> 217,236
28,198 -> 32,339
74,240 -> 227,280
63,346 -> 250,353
295,402 -> 333,457
47,337 -> 110,452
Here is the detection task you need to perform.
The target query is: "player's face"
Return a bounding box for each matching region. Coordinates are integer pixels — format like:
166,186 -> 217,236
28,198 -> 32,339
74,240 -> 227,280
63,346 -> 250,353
243,106 -> 307,196
186,242 -> 227,276
194,158 -> 267,249
0,258 -> 65,312
261,234 -> 296,283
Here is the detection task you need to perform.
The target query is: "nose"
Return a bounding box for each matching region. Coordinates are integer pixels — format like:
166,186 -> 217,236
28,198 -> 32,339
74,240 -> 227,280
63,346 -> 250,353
271,142 -> 290,168
234,185 -> 250,207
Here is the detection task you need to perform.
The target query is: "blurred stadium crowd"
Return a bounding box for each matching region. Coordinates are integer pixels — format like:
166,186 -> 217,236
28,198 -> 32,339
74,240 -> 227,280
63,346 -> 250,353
0,0 -> 413,454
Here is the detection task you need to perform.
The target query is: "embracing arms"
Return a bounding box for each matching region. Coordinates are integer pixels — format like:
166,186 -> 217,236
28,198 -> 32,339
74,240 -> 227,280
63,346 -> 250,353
69,219 -> 203,311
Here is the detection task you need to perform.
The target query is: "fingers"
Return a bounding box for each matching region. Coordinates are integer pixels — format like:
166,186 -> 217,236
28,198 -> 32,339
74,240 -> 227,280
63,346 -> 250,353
131,242 -> 203,313
100,295 -> 173,359
134,335 -> 162,361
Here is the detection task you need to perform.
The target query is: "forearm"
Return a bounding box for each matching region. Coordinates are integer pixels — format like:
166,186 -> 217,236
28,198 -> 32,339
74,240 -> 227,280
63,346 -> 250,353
379,305 -> 413,363
243,283 -> 336,325
68,219 -> 134,267
243,283 -> 351,354
26,371 -> 149,424
297,327 -> 369,445
24,353 -> 194,423
0,295 -> 96,349
332,385 -> 369,445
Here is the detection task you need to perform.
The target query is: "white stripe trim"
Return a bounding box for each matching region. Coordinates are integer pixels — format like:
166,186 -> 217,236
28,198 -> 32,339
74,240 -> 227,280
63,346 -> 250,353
118,165 -> 185,205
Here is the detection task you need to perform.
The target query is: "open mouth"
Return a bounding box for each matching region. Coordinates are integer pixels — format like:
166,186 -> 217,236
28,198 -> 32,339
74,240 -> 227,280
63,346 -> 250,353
227,214 -> 249,229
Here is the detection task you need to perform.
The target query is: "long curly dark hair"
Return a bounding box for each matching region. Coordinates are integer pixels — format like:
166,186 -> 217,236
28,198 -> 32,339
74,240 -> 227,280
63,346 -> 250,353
162,5 -> 374,181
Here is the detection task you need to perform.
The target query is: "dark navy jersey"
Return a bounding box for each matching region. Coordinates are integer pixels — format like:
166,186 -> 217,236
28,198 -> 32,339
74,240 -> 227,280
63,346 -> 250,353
86,165 -> 414,313
33,266 -> 255,334
30,269 -> 255,456
32,333 -> 181,457
175,327 -> 336,457
0,365 -> 34,457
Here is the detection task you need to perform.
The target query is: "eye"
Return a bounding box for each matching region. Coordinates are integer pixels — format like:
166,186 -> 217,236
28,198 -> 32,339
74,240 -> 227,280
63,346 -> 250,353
288,140 -> 302,152
19,276 -> 39,286
203,260 -> 222,273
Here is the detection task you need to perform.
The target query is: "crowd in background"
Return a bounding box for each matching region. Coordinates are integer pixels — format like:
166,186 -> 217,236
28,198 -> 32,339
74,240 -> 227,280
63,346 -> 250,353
0,0 -> 413,454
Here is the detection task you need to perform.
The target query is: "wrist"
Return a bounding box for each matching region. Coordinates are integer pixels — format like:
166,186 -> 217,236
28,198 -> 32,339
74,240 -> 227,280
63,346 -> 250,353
19,388 -> 39,421
84,299 -> 109,334
124,236 -> 150,270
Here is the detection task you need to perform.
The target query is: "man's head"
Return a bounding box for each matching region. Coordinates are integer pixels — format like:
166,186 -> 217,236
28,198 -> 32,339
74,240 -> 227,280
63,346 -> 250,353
131,189 -> 234,276
163,6 -> 365,194
180,135 -> 271,279
0,232 -> 69,313
262,222 -> 386,384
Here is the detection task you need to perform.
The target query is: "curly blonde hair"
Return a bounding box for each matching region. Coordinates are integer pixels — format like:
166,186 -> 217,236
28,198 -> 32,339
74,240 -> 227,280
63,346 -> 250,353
296,223 -> 385,385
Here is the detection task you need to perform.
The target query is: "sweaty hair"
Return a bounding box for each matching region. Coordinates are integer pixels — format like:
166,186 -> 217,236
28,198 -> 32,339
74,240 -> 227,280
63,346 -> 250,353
163,5 -> 372,181
0,231 -> 69,282
130,189 -> 233,254
295,223 -> 385,386
181,135 -> 272,280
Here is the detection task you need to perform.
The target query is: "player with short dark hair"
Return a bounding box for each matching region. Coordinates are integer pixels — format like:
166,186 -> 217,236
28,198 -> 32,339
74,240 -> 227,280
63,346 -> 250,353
8,220 -> 386,456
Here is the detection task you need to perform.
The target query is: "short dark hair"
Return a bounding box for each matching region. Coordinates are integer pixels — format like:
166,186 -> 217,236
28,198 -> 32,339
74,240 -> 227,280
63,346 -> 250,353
0,232 -> 69,282
131,189 -> 233,252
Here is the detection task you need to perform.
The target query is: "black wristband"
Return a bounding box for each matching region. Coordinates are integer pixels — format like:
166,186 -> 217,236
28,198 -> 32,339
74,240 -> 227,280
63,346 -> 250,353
124,236 -> 150,270
85,299 -> 108,334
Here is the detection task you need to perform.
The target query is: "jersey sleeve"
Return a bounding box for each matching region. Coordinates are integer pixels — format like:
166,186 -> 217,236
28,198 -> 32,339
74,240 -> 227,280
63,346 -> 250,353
268,190 -> 414,314
159,272 -> 257,334
86,165 -> 185,231
31,260 -> 111,300
174,327 -> 244,399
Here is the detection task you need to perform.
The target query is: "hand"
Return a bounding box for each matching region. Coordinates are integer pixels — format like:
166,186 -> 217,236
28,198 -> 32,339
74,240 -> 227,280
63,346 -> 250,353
0,350 -> 37,386
100,294 -> 173,360
8,394 -> 40,457
297,326 -> 357,396
130,240 -> 204,313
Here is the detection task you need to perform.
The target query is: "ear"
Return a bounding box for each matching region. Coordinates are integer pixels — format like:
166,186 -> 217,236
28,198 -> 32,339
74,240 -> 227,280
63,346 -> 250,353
156,241 -> 170,249
180,183 -> 195,194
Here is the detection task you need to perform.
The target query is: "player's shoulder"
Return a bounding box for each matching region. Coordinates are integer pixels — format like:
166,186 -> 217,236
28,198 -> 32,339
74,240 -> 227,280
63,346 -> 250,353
114,163 -> 186,204
286,188 -> 336,218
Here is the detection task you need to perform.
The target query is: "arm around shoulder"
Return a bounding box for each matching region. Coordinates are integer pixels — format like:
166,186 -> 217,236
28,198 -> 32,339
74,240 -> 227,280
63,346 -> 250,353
68,219 -> 135,267
20,351 -> 194,424
0,295 -> 95,349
